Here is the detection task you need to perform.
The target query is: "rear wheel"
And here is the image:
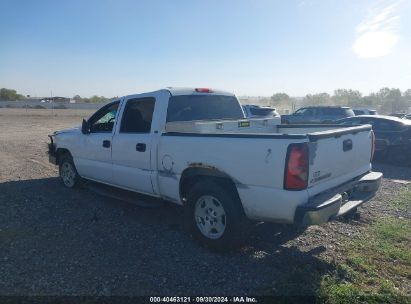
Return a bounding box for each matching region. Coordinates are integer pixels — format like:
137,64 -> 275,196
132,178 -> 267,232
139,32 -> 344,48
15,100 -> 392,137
59,154 -> 81,188
342,207 -> 360,221
185,180 -> 247,251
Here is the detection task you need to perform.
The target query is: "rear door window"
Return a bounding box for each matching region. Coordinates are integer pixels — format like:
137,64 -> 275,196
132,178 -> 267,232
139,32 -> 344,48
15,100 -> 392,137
120,97 -> 155,133
320,108 -> 338,115
321,108 -> 354,116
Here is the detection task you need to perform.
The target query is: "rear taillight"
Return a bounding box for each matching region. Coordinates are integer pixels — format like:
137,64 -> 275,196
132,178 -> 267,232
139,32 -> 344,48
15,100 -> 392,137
371,130 -> 376,161
284,143 -> 309,190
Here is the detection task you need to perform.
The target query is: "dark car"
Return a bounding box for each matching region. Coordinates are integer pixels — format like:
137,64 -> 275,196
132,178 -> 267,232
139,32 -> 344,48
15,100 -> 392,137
389,113 -> 407,118
281,106 -> 354,124
353,108 -> 377,115
242,104 -> 280,118
336,115 -> 411,165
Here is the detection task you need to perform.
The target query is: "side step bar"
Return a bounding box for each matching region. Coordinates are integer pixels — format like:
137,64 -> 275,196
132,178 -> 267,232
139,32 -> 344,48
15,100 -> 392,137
85,181 -> 164,208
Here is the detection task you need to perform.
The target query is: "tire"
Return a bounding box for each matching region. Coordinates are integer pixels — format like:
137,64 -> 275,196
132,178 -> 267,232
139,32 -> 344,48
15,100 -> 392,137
185,179 -> 247,251
59,153 -> 81,188
342,207 -> 359,221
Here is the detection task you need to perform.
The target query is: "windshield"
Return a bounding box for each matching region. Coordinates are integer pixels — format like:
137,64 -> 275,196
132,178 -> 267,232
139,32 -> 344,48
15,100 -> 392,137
166,95 -> 245,122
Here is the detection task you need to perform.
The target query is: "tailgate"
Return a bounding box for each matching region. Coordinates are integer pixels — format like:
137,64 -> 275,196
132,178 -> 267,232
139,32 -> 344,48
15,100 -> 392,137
306,125 -> 373,196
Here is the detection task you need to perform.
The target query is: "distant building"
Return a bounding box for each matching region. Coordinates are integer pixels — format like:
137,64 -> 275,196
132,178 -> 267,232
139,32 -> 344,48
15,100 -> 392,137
41,97 -> 70,103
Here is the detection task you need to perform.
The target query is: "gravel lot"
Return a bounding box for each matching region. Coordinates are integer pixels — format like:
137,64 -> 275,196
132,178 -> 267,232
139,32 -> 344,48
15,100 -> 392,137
0,108 -> 410,296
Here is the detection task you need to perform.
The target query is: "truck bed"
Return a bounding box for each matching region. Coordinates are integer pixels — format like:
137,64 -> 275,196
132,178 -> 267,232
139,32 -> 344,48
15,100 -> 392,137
159,120 -> 373,222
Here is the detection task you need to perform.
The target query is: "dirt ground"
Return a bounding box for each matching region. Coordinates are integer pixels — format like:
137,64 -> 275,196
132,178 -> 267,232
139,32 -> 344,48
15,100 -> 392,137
0,108 -> 410,296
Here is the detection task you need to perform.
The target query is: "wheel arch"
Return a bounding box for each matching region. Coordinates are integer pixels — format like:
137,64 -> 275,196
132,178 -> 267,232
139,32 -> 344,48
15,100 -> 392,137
55,148 -> 72,165
179,165 -> 244,211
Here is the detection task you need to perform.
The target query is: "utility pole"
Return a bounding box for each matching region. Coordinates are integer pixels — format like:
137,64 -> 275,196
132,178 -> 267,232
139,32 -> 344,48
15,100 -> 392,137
51,90 -> 54,116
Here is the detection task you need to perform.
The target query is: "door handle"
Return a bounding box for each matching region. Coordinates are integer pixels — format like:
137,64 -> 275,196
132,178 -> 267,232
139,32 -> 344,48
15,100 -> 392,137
102,140 -> 111,148
343,139 -> 353,152
136,143 -> 146,152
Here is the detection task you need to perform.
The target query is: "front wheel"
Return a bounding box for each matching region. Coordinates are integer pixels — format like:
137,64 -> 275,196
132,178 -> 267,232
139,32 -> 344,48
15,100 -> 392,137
59,154 -> 81,188
185,180 -> 247,251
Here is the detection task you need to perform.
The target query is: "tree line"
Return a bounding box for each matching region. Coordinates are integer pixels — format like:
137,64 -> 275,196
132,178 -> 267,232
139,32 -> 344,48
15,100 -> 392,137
271,88 -> 411,114
2,86 -> 410,113
72,95 -> 118,103
0,88 -> 26,101
0,88 -> 119,103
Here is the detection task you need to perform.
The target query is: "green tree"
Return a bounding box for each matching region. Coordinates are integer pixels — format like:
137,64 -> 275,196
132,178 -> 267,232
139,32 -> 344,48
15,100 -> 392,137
73,95 -> 82,102
0,88 -> 24,101
271,93 -> 290,102
375,88 -> 404,113
89,95 -> 109,103
332,89 -> 362,106
303,92 -> 331,105
403,89 -> 411,97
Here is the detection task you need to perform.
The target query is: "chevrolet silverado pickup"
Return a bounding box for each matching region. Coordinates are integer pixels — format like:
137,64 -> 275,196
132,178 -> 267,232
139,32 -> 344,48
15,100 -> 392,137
48,88 -> 382,249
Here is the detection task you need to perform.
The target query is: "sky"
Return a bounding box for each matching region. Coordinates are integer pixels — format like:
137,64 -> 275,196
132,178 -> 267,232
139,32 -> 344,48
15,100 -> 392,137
0,0 -> 411,98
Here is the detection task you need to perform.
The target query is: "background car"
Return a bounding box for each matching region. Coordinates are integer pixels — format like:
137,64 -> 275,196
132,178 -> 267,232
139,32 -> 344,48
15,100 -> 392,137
389,113 -> 407,118
402,113 -> 411,120
353,108 -> 377,115
242,105 -> 280,118
336,115 -> 411,165
281,106 -> 355,124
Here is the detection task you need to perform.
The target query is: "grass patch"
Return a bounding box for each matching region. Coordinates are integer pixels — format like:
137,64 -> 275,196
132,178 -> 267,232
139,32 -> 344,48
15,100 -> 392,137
318,187 -> 411,304
389,186 -> 411,211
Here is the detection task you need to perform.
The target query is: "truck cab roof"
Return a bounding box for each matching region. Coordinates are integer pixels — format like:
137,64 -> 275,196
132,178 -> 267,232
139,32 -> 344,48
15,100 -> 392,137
121,87 -> 235,101
166,87 -> 235,96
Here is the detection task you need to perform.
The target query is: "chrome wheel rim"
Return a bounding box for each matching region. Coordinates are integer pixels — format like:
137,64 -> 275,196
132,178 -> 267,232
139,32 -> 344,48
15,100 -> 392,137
194,195 -> 226,239
61,162 -> 76,187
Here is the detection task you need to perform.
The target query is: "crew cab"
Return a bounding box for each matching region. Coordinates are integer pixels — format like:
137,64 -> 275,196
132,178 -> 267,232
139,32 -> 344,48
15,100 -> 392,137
48,88 -> 382,249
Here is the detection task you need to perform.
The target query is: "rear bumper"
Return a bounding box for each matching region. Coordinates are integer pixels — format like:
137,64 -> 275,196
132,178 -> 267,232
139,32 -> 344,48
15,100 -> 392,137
294,171 -> 382,226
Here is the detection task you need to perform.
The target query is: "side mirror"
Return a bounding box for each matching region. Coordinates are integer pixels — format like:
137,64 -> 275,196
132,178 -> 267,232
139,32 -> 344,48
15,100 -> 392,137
81,119 -> 90,134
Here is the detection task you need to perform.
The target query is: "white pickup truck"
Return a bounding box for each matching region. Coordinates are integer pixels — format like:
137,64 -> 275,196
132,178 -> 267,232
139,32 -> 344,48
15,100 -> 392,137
48,87 -> 382,249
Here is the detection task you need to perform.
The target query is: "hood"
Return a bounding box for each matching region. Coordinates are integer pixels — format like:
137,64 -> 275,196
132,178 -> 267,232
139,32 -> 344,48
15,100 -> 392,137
54,126 -> 80,135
